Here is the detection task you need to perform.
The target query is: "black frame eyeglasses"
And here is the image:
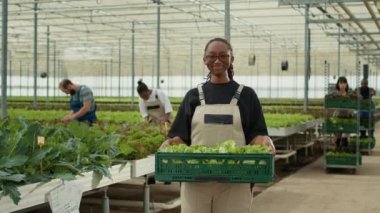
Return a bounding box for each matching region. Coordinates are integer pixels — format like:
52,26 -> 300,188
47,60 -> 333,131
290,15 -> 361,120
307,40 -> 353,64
205,54 -> 230,62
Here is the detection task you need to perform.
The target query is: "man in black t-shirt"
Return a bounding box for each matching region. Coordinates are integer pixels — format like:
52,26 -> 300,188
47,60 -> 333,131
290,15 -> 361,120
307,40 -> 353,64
357,79 -> 376,100
356,79 -> 376,138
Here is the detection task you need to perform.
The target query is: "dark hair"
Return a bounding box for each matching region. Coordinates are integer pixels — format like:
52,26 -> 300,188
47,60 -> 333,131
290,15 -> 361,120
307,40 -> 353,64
59,79 -> 73,89
204,37 -> 234,81
137,79 -> 148,94
335,76 -> 349,92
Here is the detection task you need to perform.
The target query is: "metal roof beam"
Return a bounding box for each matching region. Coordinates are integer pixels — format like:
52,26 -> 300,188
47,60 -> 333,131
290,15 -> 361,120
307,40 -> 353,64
340,40 -> 380,44
338,2 -> 380,49
363,0 -> 380,31
310,17 -> 380,24
327,32 -> 380,36
358,53 -> 380,56
279,0 -> 365,5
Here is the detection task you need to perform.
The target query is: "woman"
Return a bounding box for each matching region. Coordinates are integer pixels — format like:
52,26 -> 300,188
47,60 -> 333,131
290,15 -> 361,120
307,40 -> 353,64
161,38 -> 275,213
137,80 -> 173,125
333,76 -> 352,151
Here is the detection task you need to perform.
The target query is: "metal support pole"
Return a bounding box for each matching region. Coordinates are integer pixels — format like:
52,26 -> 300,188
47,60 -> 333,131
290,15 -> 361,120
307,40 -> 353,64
167,53 -> 170,96
355,43 -> 360,164
224,0 -> 231,42
152,56 -> 155,87
269,36 -> 272,98
46,25 -> 50,103
156,0 -> 161,89
27,64 -> 30,96
143,175 -> 150,213
104,61 -> 107,97
376,66 -> 378,93
57,59 -> 61,91
9,58 -> 12,97
33,1 -> 38,110
295,45 -> 298,98
1,0 -> 8,119
19,61 -> 22,96
53,41 -> 56,99
324,60 -> 328,95
118,39 -> 121,102
304,4 -> 310,112
102,187 -> 110,213
110,59 -> 113,97
338,27 -> 341,77
190,37 -> 193,87
131,21 -> 136,110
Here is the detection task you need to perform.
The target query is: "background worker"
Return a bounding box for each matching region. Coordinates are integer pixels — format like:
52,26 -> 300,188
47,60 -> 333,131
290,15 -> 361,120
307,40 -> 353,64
332,76 -> 352,151
161,37 -> 275,213
356,79 -> 376,138
59,79 -> 97,125
137,79 -> 173,125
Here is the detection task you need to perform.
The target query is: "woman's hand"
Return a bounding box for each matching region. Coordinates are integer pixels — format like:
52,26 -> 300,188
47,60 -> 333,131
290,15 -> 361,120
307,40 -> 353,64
249,135 -> 276,156
159,136 -> 185,150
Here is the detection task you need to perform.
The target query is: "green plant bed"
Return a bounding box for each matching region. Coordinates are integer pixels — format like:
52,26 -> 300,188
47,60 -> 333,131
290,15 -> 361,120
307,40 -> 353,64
325,152 -> 362,166
0,117 -> 165,205
264,113 -> 315,128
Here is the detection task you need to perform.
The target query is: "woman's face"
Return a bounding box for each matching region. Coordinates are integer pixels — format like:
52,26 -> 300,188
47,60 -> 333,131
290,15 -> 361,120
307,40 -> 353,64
139,90 -> 150,100
203,41 -> 234,78
338,81 -> 347,91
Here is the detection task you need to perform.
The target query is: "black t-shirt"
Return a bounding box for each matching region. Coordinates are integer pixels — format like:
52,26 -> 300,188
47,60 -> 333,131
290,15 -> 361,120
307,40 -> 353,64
168,80 -> 268,145
360,86 -> 370,100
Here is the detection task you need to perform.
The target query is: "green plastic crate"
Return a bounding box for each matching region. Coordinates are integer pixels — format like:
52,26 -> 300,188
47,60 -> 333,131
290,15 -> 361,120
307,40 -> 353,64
155,152 -> 274,183
325,154 -> 362,166
349,138 -> 376,150
325,97 -> 374,110
325,97 -> 358,109
323,121 -> 358,133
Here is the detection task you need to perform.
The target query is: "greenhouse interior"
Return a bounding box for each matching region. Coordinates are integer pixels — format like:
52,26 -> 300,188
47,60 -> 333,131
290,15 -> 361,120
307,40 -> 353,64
1,0 -> 380,212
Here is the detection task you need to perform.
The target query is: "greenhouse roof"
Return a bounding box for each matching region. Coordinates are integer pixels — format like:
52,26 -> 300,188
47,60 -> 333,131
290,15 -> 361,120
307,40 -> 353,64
2,0 -> 380,72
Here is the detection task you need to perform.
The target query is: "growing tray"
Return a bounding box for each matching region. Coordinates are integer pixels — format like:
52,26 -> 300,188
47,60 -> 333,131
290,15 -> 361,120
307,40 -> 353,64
325,154 -> 362,166
323,121 -> 358,133
325,97 -> 374,110
325,97 -> 359,109
155,152 -> 273,183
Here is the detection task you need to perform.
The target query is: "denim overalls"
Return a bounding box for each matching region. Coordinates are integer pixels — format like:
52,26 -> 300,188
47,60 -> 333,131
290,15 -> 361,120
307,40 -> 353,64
70,86 -> 97,124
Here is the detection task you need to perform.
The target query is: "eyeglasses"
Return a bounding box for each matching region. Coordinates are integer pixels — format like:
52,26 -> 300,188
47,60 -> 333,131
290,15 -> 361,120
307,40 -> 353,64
205,54 -> 230,62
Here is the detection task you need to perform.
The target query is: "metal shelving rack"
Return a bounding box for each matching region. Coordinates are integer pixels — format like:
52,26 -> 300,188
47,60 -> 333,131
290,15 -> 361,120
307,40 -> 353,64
322,55 -> 362,173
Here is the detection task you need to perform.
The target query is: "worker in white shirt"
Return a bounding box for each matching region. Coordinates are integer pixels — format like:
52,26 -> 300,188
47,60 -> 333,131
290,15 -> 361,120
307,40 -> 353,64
137,79 -> 173,125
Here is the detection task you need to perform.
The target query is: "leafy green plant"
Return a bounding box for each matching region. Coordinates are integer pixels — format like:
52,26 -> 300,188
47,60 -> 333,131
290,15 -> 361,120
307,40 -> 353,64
0,118 -> 165,205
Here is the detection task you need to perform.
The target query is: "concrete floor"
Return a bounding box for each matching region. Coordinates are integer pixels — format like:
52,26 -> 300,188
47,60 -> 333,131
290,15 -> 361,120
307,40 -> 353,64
252,123 -> 380,213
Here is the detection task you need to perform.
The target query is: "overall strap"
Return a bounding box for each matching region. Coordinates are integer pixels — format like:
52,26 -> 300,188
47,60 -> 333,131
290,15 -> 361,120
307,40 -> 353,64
197,84 -> 206,105
230,84 -> 244,105
74,85 -> 82,100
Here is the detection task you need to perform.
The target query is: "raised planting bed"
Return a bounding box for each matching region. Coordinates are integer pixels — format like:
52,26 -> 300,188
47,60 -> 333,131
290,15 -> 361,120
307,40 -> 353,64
130,155 -> 155,177
0,163 -> 131,212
